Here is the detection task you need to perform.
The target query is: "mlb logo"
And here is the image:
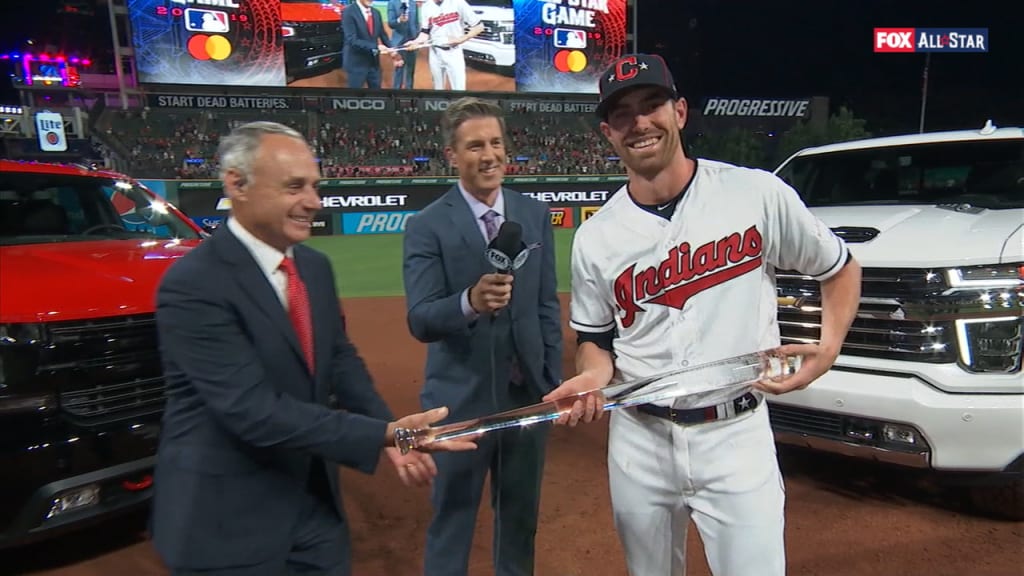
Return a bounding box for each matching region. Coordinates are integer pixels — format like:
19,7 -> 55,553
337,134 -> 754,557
553,28 -> 586,49
185,8 -> 230,34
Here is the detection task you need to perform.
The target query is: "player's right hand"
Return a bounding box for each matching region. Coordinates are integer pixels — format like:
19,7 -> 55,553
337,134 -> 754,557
543,373 -> 607,427
469,273 -> 513,313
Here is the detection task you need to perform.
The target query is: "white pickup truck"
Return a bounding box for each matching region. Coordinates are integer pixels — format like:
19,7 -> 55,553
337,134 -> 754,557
767,120 -> 1024,519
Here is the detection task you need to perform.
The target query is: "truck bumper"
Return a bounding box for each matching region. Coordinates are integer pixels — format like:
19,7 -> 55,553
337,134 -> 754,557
0,418 -> 160,549
463,42 -> 515,68
767,362 -> 1024,475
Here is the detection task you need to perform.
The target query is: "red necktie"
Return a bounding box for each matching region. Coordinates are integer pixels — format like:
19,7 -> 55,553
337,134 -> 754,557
280,257 -> 315,375
366,9 -> 374,35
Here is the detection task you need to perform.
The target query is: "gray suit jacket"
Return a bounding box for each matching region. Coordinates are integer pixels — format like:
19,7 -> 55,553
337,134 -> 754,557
402,186 -> 562,420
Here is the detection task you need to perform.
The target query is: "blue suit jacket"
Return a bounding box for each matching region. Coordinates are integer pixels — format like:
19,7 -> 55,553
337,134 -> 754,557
151,225 -> 392,570
387,0 -> 418,46
342,2 -> 390,74
402,186 -> 563,421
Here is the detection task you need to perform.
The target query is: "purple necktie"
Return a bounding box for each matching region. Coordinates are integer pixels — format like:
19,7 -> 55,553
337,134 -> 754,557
481,209 -> 500,242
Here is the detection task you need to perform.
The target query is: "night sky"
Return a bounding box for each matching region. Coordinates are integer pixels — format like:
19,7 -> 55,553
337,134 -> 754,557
0,0 -> 1019,136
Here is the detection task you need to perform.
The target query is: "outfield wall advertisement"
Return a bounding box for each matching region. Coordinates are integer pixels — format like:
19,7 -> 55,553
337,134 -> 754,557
169,176 -> 623,235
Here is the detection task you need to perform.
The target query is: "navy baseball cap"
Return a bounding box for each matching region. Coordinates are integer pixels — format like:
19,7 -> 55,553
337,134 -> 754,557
596,53 -> 679,120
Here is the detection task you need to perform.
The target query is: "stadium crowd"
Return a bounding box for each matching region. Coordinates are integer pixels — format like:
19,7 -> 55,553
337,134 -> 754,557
95,98 -> 624,179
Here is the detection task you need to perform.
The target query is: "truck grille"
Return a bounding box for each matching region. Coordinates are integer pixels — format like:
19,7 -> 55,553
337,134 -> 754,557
40,315 -> 165,427
777,267 -> 958,363
478,20 -> 513,44
768,403 -> 844,438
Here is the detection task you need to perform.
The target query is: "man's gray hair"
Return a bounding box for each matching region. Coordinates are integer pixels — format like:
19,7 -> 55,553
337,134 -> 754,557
217,121 -> 306,183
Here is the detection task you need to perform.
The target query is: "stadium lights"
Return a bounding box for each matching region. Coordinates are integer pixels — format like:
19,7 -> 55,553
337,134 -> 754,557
0,53 -> 92,66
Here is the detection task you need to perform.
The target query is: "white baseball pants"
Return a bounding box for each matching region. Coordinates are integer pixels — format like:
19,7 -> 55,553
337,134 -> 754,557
608,402 -> 786,576
429,46 -> 467,90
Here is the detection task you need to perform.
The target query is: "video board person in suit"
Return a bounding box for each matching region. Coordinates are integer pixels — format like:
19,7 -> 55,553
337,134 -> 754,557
388,0 -> 418,89
342,0 -> 399,89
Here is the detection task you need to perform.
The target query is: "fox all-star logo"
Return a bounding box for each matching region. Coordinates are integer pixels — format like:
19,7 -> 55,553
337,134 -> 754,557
614,225 -> 763,328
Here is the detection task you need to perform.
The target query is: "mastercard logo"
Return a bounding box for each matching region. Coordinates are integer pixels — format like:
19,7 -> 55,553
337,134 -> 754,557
553,49 -> 587,73
187,34 -> 232,61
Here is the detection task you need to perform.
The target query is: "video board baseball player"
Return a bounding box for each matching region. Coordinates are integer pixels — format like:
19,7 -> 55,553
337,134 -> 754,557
402,0 -> 483,90
542,53 -> 862,576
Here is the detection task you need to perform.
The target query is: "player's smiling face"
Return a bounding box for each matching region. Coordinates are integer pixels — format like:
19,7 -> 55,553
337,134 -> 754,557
447,115 -> 507,202
601,86 -> 687,176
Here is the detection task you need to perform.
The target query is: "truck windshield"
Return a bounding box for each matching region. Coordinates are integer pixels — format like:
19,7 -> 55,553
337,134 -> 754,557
0,172 -> 201,245
777,139 -> 1024,209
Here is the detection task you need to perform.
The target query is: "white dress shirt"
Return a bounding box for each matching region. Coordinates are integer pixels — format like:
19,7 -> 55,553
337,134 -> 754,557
227,217 -> 295,309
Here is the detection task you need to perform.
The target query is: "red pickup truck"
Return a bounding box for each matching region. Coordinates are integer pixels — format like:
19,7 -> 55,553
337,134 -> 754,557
0,160 -> 203,548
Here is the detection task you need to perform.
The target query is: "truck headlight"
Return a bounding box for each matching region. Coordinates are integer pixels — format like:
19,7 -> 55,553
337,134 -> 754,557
947,263 -> 1023,373
0,323 -> 55,413
946,263 -> 1023,290
956,316 -> 1023,373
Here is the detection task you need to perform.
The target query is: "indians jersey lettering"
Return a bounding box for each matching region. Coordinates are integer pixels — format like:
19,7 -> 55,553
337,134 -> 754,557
614,225 -> 764,328
569,159 -> 847,404
420,0 -> 479,44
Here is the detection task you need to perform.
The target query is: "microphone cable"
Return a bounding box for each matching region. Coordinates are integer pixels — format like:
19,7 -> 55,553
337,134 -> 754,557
490,299 -> 504,572
483,219 -> 521,573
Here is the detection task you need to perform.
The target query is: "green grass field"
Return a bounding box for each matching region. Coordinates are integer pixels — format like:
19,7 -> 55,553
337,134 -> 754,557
304,228 -> 577,298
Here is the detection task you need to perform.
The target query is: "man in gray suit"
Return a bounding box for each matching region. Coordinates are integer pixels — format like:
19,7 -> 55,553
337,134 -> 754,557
387,0 -> 418,88
402,97 -> 563,576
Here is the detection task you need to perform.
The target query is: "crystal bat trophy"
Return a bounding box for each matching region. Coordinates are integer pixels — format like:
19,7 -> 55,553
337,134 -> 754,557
394,349 -> 802,454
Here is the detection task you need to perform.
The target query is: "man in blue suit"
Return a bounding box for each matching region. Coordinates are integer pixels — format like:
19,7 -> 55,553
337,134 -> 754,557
151,120 -> 476,576
387,0 -> 417,89
342,0 -> 394,89
402,97 -> 563,576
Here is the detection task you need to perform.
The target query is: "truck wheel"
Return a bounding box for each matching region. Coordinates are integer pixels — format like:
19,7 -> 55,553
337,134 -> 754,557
969,478 -> 1024,520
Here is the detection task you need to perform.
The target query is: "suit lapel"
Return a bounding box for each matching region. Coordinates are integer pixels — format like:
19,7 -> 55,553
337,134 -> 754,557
297,247 -> 332,395
212,227 -> 308,374
502,188 -> 526,312
445,186 -> 487,257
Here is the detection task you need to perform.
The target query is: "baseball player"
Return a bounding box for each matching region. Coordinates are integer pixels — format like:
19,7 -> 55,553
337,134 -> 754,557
543,53 -> 862,576
402,0 -> 483,90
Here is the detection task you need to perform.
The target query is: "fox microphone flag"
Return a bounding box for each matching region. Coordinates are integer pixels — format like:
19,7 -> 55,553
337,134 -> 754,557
485,221 -> 529,273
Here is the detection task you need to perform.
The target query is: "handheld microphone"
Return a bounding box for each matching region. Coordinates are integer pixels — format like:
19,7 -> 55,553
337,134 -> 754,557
401,1 -> 408,12
485,221 -> 527,274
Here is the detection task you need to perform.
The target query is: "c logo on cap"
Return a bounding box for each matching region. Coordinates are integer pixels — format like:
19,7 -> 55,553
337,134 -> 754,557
614,56 -> 639,82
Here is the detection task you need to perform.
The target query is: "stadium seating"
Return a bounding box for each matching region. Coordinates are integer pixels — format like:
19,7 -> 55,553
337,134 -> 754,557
96,101 -> 624,179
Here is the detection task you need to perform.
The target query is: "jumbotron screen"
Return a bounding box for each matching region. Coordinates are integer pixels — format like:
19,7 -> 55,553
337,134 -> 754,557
127,0 -> 626,94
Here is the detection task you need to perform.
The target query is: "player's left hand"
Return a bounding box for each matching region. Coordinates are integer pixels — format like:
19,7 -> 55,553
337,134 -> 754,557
542,372 -> 607,427
754,343 -> 839,394
385,446 -> 437,488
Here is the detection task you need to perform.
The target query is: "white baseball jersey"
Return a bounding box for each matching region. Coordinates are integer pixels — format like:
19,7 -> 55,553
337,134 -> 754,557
419,0 -> 479,46
570,158 -> 848,407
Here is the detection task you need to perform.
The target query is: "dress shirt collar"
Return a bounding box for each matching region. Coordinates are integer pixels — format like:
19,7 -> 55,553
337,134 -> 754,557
227,216 -> 295,277
458,183 -> 505,222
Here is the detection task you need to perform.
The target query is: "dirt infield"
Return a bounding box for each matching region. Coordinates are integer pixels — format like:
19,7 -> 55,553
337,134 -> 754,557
9,295 -> 1024,576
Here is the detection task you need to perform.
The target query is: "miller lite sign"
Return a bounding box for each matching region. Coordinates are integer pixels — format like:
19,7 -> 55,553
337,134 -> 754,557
35,111 -> 67,152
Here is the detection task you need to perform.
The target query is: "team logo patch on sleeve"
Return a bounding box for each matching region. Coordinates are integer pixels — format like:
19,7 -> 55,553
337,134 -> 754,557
614,226 -> 763,328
